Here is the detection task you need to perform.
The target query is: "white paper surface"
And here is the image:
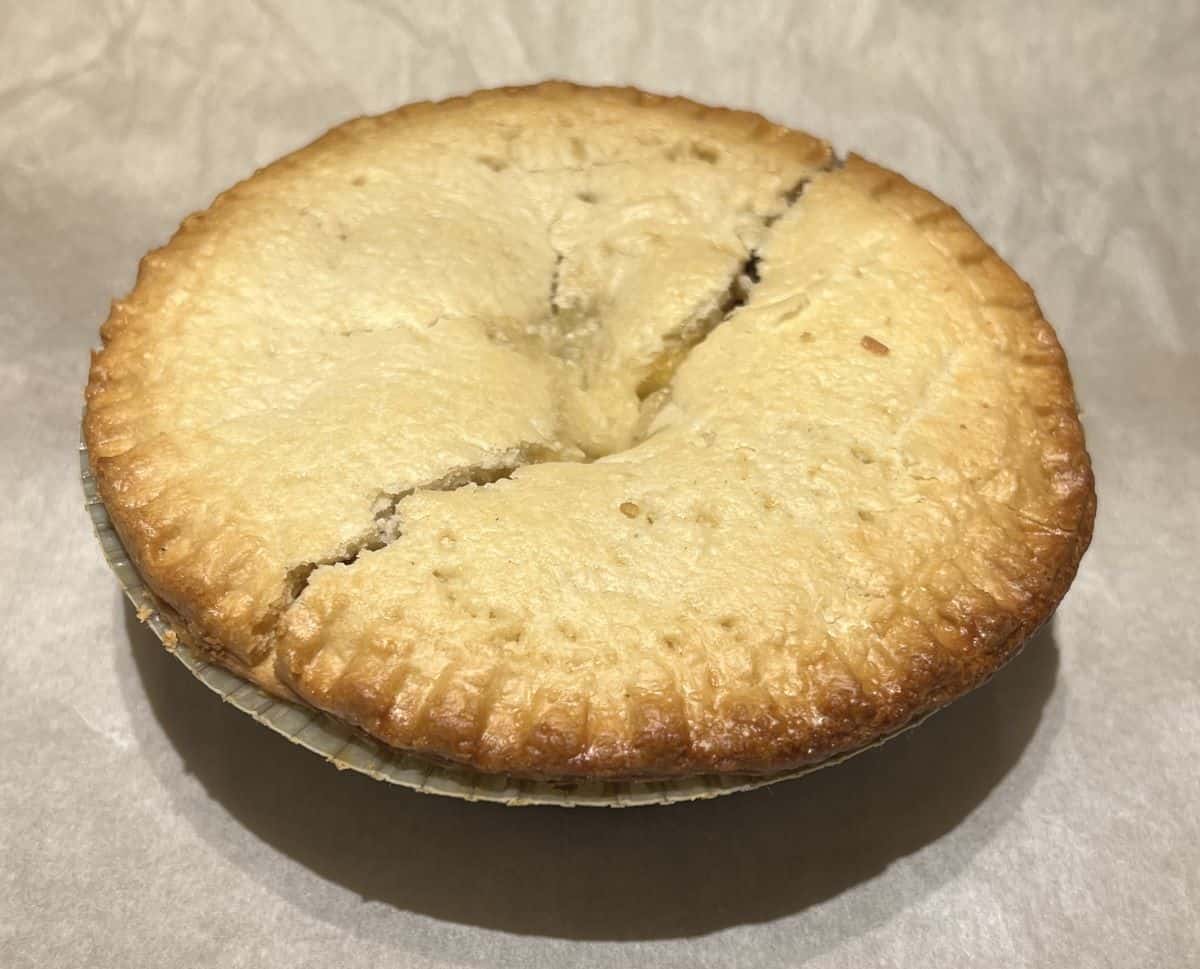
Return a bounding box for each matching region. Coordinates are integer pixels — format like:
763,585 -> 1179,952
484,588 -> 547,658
2,2 -> 1198,966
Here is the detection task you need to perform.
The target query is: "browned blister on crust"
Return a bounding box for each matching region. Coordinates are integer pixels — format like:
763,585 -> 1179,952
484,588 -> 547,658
87,83 -> 1093,779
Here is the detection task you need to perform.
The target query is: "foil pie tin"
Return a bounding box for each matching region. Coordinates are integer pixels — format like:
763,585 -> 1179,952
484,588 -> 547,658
82,433 -> 925,807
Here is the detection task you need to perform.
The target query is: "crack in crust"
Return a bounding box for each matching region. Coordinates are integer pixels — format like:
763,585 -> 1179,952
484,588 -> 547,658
284,449 -> 561,612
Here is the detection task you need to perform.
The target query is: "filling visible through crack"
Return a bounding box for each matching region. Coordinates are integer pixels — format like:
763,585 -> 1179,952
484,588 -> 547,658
636,250 -> 760,401
627,171 -> 816,407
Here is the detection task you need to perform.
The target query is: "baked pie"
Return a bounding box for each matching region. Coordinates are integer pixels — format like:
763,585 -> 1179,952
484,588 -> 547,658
85,83 -> 1095,779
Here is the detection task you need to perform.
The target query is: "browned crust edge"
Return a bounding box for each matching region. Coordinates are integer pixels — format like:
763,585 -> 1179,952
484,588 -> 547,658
85,83 -> 1095,781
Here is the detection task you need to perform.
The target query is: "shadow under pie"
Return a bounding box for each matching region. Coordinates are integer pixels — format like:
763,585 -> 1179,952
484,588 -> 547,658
123,597 -> 1060,944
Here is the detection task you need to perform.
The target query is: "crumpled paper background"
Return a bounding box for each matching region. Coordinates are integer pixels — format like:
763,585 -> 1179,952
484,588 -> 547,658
2,2 -> 1197,966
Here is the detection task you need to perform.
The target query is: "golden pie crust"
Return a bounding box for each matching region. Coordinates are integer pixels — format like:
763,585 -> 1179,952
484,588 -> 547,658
85,83 -> 1095,779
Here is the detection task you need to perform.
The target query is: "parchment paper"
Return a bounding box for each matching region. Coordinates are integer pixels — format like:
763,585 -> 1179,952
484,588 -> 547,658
2,2 -> 1197,966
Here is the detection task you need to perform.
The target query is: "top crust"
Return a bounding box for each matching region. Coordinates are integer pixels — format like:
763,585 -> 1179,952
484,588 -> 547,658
85,82 -> 1094,778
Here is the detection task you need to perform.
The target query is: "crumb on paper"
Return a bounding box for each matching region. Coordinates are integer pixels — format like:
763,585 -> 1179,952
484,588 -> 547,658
861,335 -> 890,355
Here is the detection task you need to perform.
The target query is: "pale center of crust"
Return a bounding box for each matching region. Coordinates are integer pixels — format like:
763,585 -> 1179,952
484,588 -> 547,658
281,152 -> 833,602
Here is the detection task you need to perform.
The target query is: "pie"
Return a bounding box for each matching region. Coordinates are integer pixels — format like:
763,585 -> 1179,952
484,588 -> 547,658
85,83 -> 1095,779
